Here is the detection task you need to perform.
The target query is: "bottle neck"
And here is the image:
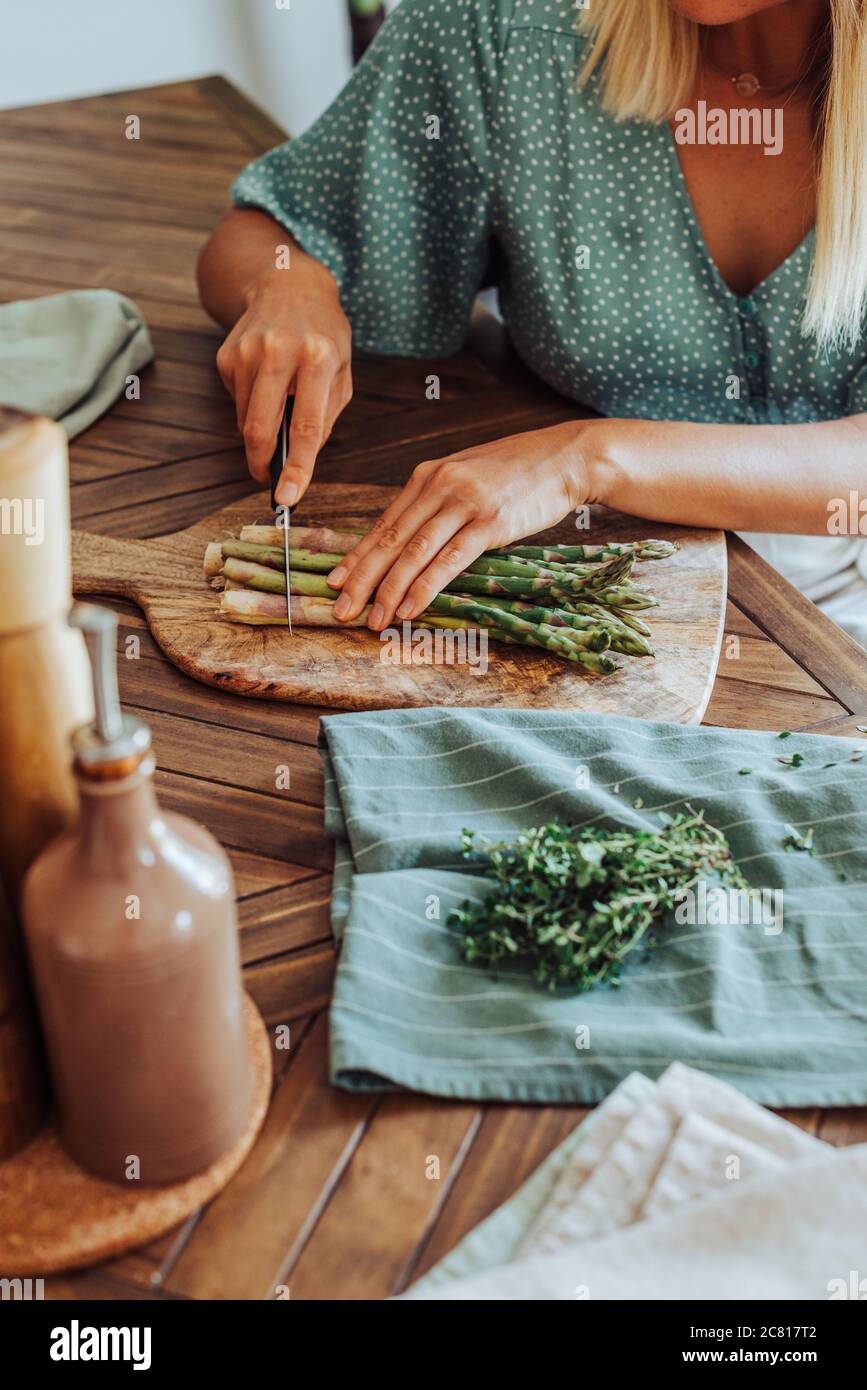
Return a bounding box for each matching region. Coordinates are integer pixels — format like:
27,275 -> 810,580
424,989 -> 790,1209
76,758 -> 164,865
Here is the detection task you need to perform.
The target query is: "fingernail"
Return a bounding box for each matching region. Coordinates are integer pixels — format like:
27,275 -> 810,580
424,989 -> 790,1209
368,603 -> 385,630
395,599 -> 414,619
328,565 -> 348,586
276,481 -> 298,507
333,593 -> 352,619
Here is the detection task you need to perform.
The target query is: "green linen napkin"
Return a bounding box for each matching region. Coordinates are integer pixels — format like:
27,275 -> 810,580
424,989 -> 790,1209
319,709 -> 867,1107
0,289 -> 154,438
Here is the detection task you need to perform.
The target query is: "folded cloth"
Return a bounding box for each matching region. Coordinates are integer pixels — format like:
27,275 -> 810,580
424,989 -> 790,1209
0,289 -> 154,438
405,1063 -> 863,1301
319,709 -> 867,1107
406,1072 -> 656,1293
524,1061 -> 825,1252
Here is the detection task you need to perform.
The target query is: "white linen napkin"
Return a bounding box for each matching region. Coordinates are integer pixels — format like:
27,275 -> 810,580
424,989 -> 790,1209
403,1063 -> 864,1300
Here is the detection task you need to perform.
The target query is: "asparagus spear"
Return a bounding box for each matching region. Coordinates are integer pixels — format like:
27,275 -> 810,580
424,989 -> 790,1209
416,615 -> 617,674
465,553 -> 635,589
474,596 -> 653,656
592,584 -> 658,610
238,526 -> 675,567
426,593 -> 611,654
220,591 -> 371,626
239,523 -> 365,553
497,540 -> 677,563
215,541 -> 633,602
436,554 -> 632,603
554,599 -> 653,637
220,540 -> 345,574
222,557 -> 339,598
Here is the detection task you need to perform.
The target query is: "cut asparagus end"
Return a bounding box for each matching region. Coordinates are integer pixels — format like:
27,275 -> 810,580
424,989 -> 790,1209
220,589 -> 371,626
203,541 -> 224,579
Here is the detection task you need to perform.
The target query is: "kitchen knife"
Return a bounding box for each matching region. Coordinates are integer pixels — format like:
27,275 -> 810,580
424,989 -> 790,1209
268,398 -> 294,635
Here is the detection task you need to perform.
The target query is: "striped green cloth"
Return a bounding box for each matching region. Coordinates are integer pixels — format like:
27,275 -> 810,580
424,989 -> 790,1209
319,710 -> 867,1107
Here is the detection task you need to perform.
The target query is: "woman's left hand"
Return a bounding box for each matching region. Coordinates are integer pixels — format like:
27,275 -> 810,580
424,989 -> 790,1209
327,420 -> 597,629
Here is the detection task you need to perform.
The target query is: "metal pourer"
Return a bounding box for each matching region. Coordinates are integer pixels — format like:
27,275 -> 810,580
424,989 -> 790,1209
69,603 -> 152,777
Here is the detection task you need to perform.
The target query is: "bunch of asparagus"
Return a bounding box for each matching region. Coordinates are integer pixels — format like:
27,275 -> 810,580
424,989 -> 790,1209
203,524 -> 677,675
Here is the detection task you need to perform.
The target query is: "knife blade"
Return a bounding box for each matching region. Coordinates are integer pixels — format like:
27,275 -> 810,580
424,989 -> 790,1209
268,398 -> 294,635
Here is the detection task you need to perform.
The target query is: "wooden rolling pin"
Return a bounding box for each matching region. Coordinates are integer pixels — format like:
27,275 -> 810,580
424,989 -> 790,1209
0,407 -> 92,1156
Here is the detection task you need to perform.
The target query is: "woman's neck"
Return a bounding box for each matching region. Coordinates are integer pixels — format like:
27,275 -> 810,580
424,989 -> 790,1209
703,0 -> 829,87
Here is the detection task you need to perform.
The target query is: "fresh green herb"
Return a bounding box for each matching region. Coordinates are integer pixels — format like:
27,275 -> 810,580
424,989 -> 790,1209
777,730 -> 792,739
778,752 -> 805,767
782,824 -> 814,854
449,812 -> 748,992
738,768 -> 753,776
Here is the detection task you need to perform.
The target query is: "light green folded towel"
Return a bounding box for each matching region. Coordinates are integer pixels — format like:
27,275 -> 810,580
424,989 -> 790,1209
319,709 -> 867,1108
0,289 -> 154,437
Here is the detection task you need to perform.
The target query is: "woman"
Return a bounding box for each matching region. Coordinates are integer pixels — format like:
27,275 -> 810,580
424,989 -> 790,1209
197,0 -> 867,643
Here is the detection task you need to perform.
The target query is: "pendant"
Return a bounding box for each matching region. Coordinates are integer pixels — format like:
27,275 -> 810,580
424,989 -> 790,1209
732,72 -> 761,97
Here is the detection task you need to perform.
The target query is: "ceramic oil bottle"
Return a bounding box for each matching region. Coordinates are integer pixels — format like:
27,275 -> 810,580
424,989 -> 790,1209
22,603 -> 252,1185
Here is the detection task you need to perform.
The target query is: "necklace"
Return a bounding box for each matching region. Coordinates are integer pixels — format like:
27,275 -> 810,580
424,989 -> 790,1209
701,39 -> 825,99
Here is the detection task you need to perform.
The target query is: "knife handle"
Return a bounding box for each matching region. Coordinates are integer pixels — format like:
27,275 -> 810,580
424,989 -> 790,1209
269,398 -> 295,511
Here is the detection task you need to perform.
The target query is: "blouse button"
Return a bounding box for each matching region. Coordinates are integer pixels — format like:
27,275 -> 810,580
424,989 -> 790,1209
739,296 -> 757,315
744,350 -> 760,368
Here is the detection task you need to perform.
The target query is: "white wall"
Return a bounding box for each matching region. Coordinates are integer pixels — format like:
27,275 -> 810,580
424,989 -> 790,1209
1,0 -> 398,137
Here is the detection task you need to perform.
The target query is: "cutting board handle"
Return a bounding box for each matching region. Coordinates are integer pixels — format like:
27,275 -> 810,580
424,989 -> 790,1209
72,530 -> 177,606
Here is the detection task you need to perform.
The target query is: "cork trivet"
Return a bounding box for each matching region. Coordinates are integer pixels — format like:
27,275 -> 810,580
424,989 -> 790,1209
0,993 -> 271,1275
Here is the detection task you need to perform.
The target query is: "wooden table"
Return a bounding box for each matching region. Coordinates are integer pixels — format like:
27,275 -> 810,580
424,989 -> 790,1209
3,78 -> 866,1301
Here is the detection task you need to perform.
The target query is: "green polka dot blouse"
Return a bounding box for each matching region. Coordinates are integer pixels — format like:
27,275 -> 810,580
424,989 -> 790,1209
231,0 -> 867,425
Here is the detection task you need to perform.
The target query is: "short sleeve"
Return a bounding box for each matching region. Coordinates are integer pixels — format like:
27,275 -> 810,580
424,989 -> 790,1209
231,0 -> 510,356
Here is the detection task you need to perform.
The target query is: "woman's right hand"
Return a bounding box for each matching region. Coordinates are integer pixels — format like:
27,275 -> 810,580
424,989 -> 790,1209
215,261 -> 352,506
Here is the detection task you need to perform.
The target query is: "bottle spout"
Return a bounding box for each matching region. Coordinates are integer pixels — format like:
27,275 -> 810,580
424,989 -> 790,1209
68,603 -> 151,777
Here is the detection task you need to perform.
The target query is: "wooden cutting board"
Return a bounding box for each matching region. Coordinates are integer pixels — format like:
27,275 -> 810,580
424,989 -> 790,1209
72,484 -> 727,721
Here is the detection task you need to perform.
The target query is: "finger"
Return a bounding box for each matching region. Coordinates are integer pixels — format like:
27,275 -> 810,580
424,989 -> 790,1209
327,462 -> 434,590
314,369 -> 351,457
323,366 -> 353,444
365,510 -> 471,630
233,335 -> 267,436
331,488 -> 445,622
242,361 -> 297,483
216,345 -> 248,437
389,523 -> 490,623
276,355 -> 336,506
215,343 -> 235,398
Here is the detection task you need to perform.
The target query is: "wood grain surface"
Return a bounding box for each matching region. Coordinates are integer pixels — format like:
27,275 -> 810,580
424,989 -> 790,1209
73,484 -> 727,720
1,76 -> 865,1303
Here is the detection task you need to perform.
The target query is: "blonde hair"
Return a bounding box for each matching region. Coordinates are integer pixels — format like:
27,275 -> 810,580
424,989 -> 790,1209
577,0 -> 867,355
